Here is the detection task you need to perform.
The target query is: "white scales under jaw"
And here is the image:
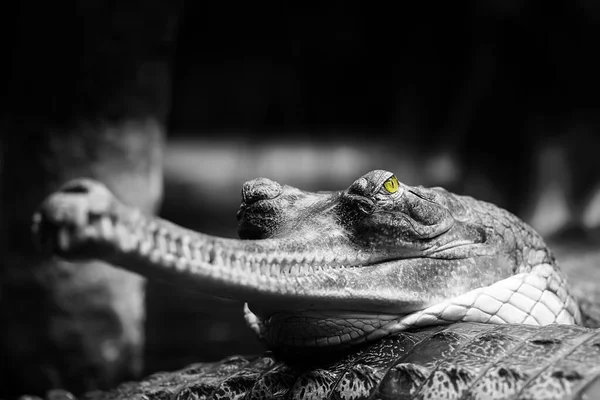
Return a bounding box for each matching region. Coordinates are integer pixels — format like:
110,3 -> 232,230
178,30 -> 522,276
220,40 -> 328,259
247,263 -> 580,349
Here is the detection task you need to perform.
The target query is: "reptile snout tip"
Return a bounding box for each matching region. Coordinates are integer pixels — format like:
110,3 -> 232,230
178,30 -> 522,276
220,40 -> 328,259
241,177 -> 283,205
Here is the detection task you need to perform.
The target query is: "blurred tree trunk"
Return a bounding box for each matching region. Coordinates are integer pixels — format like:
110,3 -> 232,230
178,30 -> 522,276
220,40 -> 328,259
0,1 -> 180,398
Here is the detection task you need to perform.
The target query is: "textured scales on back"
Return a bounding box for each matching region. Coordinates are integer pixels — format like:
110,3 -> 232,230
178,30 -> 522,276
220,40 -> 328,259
84,323 -> 600,400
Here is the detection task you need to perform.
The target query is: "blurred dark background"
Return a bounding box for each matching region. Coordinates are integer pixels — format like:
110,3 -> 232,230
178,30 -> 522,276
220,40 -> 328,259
3,1 -> 600,398
165,0 -> 600,231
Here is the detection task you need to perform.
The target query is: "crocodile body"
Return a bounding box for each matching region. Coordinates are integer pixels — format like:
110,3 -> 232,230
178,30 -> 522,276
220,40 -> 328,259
83,323 -> 600,400
32,170 -> 600,399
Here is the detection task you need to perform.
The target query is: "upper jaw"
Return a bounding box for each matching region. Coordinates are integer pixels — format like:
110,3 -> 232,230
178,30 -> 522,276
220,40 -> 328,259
244,242 -> 503,314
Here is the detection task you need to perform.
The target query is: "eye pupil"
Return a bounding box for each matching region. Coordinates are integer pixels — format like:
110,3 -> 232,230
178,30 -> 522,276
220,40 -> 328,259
384,176 -> 399,193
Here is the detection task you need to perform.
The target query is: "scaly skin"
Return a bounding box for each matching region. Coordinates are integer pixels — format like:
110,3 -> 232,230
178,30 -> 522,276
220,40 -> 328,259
77,323 -> 600,400
33,170 -> 581,353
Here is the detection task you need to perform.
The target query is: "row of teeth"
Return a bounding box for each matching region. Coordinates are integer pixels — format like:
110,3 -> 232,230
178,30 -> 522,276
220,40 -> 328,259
84,213 -> 368,279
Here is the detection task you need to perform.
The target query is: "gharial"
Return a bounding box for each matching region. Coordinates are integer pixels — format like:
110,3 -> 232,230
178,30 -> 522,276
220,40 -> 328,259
32,169 -> 600,399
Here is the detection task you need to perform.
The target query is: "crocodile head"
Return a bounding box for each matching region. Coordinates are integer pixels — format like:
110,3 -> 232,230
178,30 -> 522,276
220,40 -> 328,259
33,170 -> 580,350
236,171 -> 512,310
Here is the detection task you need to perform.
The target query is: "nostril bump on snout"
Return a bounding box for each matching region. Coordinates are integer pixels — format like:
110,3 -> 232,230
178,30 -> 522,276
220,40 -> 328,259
241,178 -> 283,205
348,178 -> 370,196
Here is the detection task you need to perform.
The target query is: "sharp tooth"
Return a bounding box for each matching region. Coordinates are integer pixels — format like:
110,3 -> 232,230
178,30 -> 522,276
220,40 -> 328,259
288,264 -> 297,276
162,253 -> 175,268
149,249 -> 161,264
179,236 -> 192,260
257,272 -> 269,286
167,234 -> 177,254
212,263 -> 225,280
139,237 -> 152,256
207,246 -> 216,264
191,245 -> 201,262
270,262 -> 280,277
175,257 -> 187,272
98,217 -> 113,239
259,260 -> 269,276
211,249 -> 224,266
235,253 -> 244,268
230,254 -> 240,270
115,224 -> 133,251
82,225 -> 100,242
300,264 -> 310,275
58,228 -> 71,250
202,244 -> 212,263
324,253 -> 335,264
155,229 -> 168,254
190,260 -> 202,274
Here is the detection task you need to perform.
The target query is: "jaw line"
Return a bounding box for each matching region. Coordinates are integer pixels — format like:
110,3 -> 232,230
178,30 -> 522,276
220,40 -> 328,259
244,242 -> 495,321
246,255 -> 452,317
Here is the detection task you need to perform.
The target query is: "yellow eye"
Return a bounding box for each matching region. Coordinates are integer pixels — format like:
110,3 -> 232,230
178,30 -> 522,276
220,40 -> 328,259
383,175 -> 399,194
